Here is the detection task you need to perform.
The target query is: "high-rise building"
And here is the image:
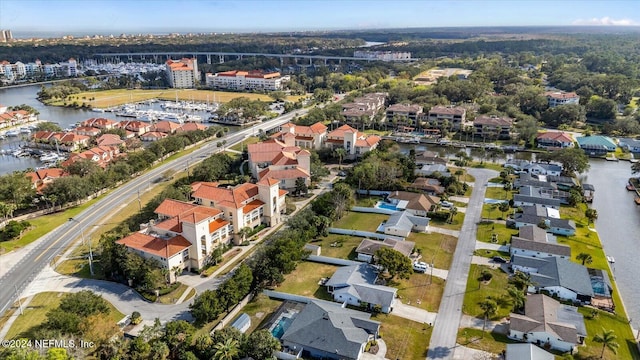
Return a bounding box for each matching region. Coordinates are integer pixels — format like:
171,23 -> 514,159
165,58 -> 198,88
0,30 -> 13,43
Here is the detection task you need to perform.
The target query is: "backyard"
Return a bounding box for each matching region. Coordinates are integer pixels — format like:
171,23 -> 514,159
456,327 -> 517,354
308,233 -> 361,260
476,222 -> 518,244
274,261 -> 338,301
462,265 -> 512,320
333,211 -> 390,233
235,294 -> 283,335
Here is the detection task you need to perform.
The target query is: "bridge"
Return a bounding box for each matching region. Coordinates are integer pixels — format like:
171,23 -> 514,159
93,51 -> 418,65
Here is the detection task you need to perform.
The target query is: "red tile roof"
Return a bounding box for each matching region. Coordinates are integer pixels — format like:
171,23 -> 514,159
154,217 -> 183,232
242,199 -> 264,213
536,131 -> 573,143
327,124 -> 358,139
155,199 -> 198,218
278,189 -> 288,196
259,167 -> 310,181
209,218 -> 230,233
151,121 -> 182,133
192,182 -> 259,209
545,91 -> 579,100
177,123 -> 207,132
257,178 -> 279,186
116,233 -> 191,258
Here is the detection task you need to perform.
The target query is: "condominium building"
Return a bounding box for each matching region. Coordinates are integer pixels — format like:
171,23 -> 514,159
0,30 -> 12,43
425,105 -> 467,130
473,115 -> 513,139
386,103 -> 423,127
272,122 -> 328,150
545,91 -> 580,108
341,92 -> 387,127
205,70 -> 289,91
325,124 -> 381,158
247,139 -> 311,189
165,58 -> 199,88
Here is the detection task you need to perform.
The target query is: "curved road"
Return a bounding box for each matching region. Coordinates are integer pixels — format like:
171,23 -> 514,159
427,168 -> 497,360
0,108 -> 309,316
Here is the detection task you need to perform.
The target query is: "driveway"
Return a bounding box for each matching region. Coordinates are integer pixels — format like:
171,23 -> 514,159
427,168 -> 498,360
475,241 -> 510,252
392,301 -> 437,325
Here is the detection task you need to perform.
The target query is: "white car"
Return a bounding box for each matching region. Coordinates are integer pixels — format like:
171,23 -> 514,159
413,261 -> 429,273
440,201 -> 454,208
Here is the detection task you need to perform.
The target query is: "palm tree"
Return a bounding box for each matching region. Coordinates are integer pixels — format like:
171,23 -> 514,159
237,227 -> 252,243
213,338 -> 239,360
448,206 -> 458,224
576,252 -> 593,266
498,202 -> 510,219
478,298 -> 498,338
334,147 -> 347,168
506,285 -> 526,312
509,271 -> 533,292
592,328 -> 619,359
585,208 -> 598,225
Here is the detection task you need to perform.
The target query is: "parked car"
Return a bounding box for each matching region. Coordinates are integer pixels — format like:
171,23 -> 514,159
440,201 -> 454,208
492,256 -> 509,263
413,261 -> 429,273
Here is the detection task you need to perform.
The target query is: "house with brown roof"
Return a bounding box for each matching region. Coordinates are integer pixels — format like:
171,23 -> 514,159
324,124 -> 381,158
177,123 -> 207,133
273,122 -> 328,150
408,177 -> 445,195
387,191 -> 440,217
191,178 -> 286,243
118,120 -> 152,136
386,103 -> 423,128
508,294 -> 586,353
31,131 -> 91,152
247,139 -> 311,189
62,145 -> 121,168
26,168 -> 65,193
96,133 -> 125,148
536,132 -> 574,149
74,126 -> 101,137
425,105 -> 467,130
544,91 -> 579,108
355,238 -> 415,263
116,233 -> 192,282
473,115 -> 513,140
80,117 -> 118,130
151,121 -> 182,134
140,131 -> 169,142
415,150 -> 448,166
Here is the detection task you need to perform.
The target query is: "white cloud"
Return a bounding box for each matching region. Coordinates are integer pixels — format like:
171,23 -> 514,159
572,17 -> 638,26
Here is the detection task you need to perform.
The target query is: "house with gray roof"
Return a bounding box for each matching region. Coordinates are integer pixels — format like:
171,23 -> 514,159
619,138 -> 640,153
505,159 -> 531,172
325,263 -> 397,313
415,151 -> 448,166
509,294 -> 586,353
513,195 -> 561,210
280,300 -> 380,360
382,211 -> 430,237
415,163 -> 450,177
506,343 -> 554,360
523,163 -> 563,177
355,238 -> 415,263
511,255 -> 594,302
546,175 -> 579,191
510,225 -> 571,259
576,135 -> 616,156
510,213 -> 576,236
514,173 -> 557,191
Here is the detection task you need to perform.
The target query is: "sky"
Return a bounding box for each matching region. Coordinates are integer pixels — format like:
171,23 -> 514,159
1,0 -> 639,36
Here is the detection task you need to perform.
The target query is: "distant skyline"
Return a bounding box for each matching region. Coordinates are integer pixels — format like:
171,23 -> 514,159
1,0 -> 639,36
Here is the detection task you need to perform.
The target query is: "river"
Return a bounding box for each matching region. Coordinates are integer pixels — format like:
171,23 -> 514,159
584,160 -> 640,324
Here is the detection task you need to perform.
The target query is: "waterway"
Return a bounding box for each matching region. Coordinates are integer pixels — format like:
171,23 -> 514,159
583,160 -> 640,324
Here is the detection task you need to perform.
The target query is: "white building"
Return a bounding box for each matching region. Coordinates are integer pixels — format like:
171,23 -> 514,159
205,70 -> 289,91
545,91 -> 580,108
165,58 -> 199,88
353,51 -> 411,61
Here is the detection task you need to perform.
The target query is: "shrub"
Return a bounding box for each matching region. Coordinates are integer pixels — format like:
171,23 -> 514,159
480,270 -> 493,282
131,311 -> 142,325
0,220 -> 31,242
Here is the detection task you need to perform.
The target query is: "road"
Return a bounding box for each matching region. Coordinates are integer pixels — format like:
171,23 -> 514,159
0,108 -> 310,316
427,168 -> 497,360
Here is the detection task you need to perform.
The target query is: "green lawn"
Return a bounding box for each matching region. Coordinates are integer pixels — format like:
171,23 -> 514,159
473,249 -> 510,258
407,232 -> 457,270
6,292 -> 124,339
427,212 -> 465,231
230,136 -> 260,152
484,186 -> 512,201
578,308 -> 640,360
481,203 -> 512,220
375,313 -> 432,360
333,211 -> 389,232
308,234 -> 361,260
157,283 -> 190,304
462,265 -> 511,320
476,222 -> 518,244
471,162 -> 504,172
456,327 -> 518,355
390,274 -> 445,312
354,196 -> 383,207
233,294 -> 282,335
275,261 -> 337,301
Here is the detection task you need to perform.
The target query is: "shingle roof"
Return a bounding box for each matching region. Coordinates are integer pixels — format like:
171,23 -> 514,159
506,343 -> 554,360
355,238 -> 415,257
428,105 -> 465,116
510,237 -> 571,257
388,191 -> 439,212
511,255 -> 593,296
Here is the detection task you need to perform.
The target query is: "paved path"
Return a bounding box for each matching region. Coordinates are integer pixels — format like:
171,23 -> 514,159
459,314 -> 508,334
449,196 -> 469,204
427,168 -> 497,360
470,256 -> 500,269
428,226 -> 460,237
360,338 -> 388,360
392,301 -> 437,326
475,241 -> 509,252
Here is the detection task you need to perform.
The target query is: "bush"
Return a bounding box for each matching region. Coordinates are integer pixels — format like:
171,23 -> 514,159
480,270 -> 493,282
0,220 -> 31,242
131,311 -> 142,325
427,211 -> 450,221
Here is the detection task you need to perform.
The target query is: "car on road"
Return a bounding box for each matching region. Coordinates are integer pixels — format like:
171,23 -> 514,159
492,256 -> 509,263
413,261 -> 429,273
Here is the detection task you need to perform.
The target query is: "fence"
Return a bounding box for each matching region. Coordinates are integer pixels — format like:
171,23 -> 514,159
356,189 -> 390,196
212,293 -> 254,332
328,227 -> 405,241
307,255 -> 361,266
351,206 -> 397,215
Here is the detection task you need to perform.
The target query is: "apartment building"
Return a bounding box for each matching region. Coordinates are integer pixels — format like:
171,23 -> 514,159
545,91 -> 580,108
247,139 -> 311,189
385,103 -> 423,128
272,122 -> 328,150
341,92 -> 387,127
325,124 -> 381,158
165,58 -> 199,88
424,105 -> 467,130
205,70 -> 289,91
473,115 -> 513,139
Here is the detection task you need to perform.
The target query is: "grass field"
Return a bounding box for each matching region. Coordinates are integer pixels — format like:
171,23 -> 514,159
157,283 -> 190,304
374,313 -> 432,360
476,222 -> 518,244
462,265 -> 511,320
427,212 -> 465,231
391,274 -> 445,312
54,89 -> 305,108
230,136 -> 260,152
308,234 -> 360,260
407,232 -> 457,270
6,291 -> 124,339
238,294 -> 283,335
333,211 -> 389,233
275,261 -> 338,301
456,327 -> 517,354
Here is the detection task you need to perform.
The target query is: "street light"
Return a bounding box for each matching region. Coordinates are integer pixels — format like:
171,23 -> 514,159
69,217 -> 93,276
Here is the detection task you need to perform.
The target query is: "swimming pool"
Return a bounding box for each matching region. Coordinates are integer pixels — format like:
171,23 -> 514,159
376,201 -> 398,211
270,315 -> 294,339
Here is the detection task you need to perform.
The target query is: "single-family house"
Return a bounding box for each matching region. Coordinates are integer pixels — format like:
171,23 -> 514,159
505,159 -> 531,173
415,163 -> 450,177
618,138 -> 640,153
513,186 -> 562,210
510,225 -> 571,259
80,117 -> 118,130
523,163 -> 563,177
118,120 -> 152,136
546,175 -> 579,191
150,121 -> 181,134
140,131 -> 169,142
508,294 -> 586,353
582,183 -> 594,203
536,132 -> 574,149
381,211 -> 430,237
408,177 -> 445,195
74,126 -> 101,137
96,133 -> 125,147
510,255 -> 594,302
26,168 -> 65,193
279,300 -> 380,360
387,191 -> 440,216
386,103 -> 423,127
544,91 -> 580,108
355,238 -> 415,263
510,213 -> 576,236
247,139 -> 311,189
272,122 -> 328,150
473,115 -> 513,139
505,343 -> 554,360
325,263 -> 397,313
415,151 -> 448,166
576,136 -> 616,156
514,173 -> 557,191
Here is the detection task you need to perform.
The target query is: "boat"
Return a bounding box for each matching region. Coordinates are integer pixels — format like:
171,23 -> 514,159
158,113 -> 185,124
5,130 -> 20,137
20,128 -> 31,134
0,134 -> 5,140
185,114 -> 203,122
626,184 -> 635,191
607,256 -> 615,264
92,108 -> 106,113
39,152 -> 60,162
635,197 -> 640,205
